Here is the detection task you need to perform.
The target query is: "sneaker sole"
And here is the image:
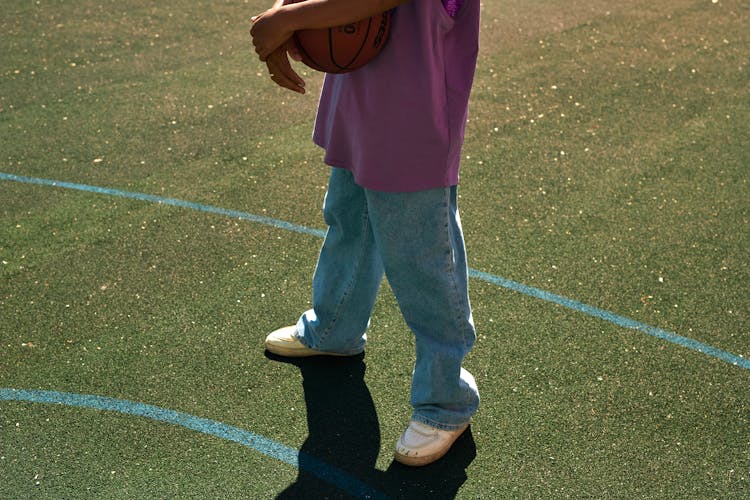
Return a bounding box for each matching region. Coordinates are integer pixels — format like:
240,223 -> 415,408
394,448 -> 452,467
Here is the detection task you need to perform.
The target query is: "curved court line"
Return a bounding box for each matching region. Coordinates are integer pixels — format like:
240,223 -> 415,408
1,171 -> 748,371
0,388 -> 388,500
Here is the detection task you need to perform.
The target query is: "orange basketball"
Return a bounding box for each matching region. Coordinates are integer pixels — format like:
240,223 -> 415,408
291,8 -> 391,74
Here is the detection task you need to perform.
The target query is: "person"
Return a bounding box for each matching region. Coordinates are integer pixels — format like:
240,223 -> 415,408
250,0 -> 480,467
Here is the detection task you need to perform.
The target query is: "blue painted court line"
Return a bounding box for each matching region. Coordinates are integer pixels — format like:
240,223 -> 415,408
0,172 -> 325,238
470,270 -> 750,370
0,388 -> 388,500
1,171 -> 748,372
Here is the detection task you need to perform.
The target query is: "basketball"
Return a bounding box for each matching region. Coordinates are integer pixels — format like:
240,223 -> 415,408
291,7 -> 391,74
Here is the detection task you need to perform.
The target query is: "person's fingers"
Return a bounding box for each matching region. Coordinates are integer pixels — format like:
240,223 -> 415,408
266,49 -> 305,93
249,12 -> 277,61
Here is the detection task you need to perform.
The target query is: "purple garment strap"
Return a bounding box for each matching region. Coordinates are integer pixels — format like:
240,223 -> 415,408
443,0 -> 464,17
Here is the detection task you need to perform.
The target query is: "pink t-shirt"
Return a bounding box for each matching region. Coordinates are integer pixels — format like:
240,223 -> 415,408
312,0 -> 480,192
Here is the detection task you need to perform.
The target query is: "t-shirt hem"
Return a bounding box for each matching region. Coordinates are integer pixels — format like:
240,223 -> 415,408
323,160 -> 459,193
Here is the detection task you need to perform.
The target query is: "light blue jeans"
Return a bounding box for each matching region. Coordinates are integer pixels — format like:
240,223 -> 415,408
295,168 -> 479,430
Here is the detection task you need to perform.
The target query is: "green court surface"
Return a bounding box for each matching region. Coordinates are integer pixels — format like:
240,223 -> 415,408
1,0 -> 748,497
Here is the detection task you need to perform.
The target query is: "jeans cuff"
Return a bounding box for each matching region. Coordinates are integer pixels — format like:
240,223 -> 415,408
411,413 -> 471,432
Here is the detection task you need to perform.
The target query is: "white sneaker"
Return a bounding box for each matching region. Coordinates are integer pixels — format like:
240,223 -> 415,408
394,419 -> 470,466
265,326 -> 361,357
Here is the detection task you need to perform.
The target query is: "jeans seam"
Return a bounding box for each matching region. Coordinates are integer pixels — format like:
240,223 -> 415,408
316,199 -> 371,346
444,189 -> 472,355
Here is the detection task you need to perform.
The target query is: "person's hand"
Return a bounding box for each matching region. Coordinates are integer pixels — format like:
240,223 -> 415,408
265,44 -> 306,94
250,8 -> 294,61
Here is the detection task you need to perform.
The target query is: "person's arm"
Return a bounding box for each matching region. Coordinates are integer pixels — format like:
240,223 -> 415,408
251,0 -> 306,94
251,0 -> 410,61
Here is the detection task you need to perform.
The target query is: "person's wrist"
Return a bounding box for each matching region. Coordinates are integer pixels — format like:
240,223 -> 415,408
276,3 -> 303,33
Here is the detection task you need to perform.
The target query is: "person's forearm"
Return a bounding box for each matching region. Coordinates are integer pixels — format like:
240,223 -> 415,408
251,0 -> 406,62
278,0 -> 409,32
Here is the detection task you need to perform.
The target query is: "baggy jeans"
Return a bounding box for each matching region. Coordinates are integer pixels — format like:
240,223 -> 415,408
294,168 -> 479,430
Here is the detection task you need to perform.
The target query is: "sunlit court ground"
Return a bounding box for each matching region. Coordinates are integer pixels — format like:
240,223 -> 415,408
1,0 -> 748,497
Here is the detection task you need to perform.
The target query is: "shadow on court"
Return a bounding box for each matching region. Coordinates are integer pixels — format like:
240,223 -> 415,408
265,353 -> 476,499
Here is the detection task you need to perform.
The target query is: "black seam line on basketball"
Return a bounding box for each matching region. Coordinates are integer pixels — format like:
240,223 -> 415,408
327,27 -> 340,70
294,33 -> 326,73
331,18 -> 372,71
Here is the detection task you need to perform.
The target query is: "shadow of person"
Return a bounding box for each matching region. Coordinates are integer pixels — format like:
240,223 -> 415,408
268,352 -> 381,499
267,351 -> 475,499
